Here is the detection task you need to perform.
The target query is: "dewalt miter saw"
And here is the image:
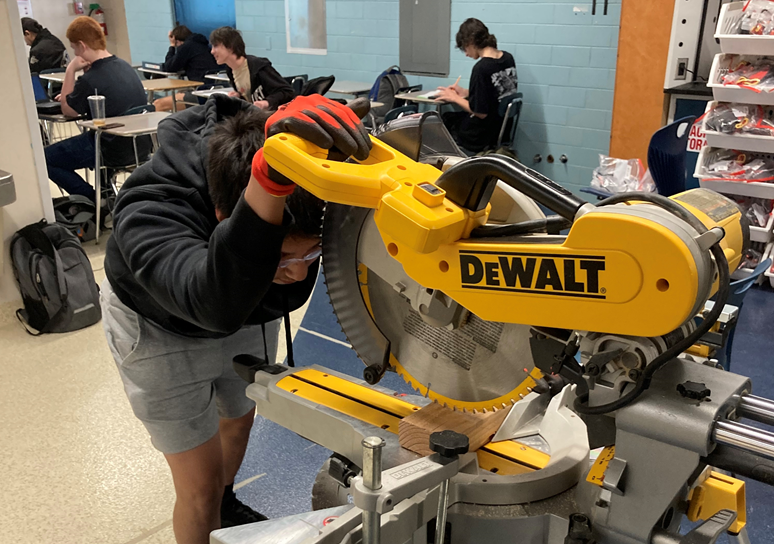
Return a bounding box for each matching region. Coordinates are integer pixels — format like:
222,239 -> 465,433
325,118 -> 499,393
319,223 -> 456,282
220,114 -> 774,544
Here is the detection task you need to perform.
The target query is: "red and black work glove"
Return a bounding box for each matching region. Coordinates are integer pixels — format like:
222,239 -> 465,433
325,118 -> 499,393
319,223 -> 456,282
251,95 -> 372,196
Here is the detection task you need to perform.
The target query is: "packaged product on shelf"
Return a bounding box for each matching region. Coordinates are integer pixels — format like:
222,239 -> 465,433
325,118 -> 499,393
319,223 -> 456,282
738,247 -> 763,270
704,103 -> 774,136
726,195 -> 773,227
735,0 -> 774,35
722,59 -> 774,93
590,155 -> 655,193
703,149 -> 774,182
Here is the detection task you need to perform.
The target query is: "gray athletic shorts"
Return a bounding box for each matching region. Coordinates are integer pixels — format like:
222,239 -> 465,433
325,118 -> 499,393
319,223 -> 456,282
100,279 -> 279,454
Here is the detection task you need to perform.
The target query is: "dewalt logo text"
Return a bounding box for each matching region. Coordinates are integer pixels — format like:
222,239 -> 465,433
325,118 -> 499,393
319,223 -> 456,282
459,251 -> 606,299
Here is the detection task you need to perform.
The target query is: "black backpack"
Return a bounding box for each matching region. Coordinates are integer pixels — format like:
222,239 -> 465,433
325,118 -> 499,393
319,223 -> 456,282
368,65 -> 409,120
10,219 -> 101,334
53,195 -> 97,242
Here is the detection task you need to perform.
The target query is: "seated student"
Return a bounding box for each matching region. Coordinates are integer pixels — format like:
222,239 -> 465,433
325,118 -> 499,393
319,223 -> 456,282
152,24 -> 223,112
209,27 -> 294,110
434,18 -> 518,153
45,16 -> 148,205
21,17 -> 67,73
101,94 -> 370,542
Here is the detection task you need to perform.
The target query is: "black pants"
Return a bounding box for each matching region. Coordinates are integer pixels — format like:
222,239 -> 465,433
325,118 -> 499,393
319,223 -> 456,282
442,111 -> 491,153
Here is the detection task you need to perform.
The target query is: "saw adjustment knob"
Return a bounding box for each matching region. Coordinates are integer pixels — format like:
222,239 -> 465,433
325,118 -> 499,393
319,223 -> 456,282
429,430 -> 470,458
677,381 -> 711,401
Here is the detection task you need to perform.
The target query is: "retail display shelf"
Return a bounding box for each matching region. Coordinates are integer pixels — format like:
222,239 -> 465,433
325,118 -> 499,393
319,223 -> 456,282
716,2 -> 774,55
702,101 -> 774,153
709,54 -> 774,105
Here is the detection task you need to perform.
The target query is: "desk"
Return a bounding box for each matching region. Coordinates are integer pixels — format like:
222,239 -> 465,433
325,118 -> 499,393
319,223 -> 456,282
38,113 -> 84,145
138,67 -> 182,78
394,89 -> 445,106
142,78 -> 203,110
192,87 -> 234,98
79,111 -> 170,243
329,80 -> 372,96
38,71 -> 83,97
38,72 -> 67,83
206,72 -> 230,83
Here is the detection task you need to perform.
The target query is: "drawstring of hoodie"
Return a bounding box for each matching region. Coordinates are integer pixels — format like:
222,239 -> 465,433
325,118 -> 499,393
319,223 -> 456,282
260,322 -> 268,363
282,292 -> 295,367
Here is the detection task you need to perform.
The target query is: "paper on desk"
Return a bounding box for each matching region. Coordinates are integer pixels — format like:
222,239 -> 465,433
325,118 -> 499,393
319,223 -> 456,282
417,90 -> 441,99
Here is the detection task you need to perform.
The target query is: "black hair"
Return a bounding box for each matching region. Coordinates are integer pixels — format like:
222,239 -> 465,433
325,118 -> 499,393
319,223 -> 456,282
171,24 -> 193,42
209,26 -> 246,58
21,17 -> 43,34
286,189 -> 325,239
455,18 -> 497,51
207,107 -> 325,237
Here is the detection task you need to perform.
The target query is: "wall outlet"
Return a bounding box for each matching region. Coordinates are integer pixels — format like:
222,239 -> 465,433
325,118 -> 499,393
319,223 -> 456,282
676,58 -> 689,80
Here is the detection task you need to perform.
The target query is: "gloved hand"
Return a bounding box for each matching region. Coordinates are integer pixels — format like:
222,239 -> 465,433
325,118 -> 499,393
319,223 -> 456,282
251,95 -> 372,196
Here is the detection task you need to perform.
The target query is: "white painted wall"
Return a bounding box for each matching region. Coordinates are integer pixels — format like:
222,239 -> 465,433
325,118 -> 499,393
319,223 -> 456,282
26,0 -> 132,63
0,0 -> 55,316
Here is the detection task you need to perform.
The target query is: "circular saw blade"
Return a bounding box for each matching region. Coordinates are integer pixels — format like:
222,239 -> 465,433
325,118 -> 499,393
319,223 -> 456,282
322,202 -> 541,412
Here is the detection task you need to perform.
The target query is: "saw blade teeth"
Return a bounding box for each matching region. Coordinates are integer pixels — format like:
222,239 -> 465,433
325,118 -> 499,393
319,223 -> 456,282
501,403 -> 508,409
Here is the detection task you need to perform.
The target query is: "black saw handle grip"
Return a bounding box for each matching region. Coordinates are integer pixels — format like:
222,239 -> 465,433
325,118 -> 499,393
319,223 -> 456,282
435,154 -> 587,220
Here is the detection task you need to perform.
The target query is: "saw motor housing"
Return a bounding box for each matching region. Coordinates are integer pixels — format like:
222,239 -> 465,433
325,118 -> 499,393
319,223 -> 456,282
264,133 -> 745,340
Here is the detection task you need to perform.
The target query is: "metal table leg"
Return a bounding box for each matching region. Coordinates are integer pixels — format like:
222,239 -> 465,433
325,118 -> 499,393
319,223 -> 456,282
94,129 -> 102,244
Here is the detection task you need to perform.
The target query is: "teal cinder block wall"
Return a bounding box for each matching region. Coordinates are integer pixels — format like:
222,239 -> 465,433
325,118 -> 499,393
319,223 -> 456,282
125,0 -> 622,193
125,0 -> 175,70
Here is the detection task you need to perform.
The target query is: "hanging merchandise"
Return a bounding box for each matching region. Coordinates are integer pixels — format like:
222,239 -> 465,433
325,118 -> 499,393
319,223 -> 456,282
89,3 -> 107,36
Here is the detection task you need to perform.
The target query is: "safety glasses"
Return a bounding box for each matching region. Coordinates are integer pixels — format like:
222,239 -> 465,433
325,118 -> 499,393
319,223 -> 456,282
278,246 -> 322,268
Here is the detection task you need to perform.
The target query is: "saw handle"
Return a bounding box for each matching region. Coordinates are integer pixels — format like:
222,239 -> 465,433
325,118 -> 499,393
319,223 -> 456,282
436,154 -> 587,219
262,133 -> 440,209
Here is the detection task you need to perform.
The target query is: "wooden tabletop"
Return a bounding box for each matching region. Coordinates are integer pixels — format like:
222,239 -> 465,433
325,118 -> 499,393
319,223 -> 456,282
78,111 -> 170,136
142,78 -> 203,92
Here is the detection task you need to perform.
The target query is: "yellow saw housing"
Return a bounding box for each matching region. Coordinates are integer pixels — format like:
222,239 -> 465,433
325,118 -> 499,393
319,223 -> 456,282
264,134 -> 744,338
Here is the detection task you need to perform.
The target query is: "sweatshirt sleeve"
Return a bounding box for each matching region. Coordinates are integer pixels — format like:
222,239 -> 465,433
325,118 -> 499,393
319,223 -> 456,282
258,64 -> 295,109
113,192 -> 291,333
161,43 -> 191,74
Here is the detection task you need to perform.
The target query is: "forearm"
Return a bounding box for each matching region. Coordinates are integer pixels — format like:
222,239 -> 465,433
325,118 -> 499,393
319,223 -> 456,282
244,175 -> 286,225
121,198 -> 290,333
59,68 -> 79,117
454,95 -> 472,113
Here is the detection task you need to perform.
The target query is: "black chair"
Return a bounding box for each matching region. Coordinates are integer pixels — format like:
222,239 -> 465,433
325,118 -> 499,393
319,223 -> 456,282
496,91 -> 523,150
383,105 -> 418,124
97,104 -> 156,219
300,75 -> 335,96
393,84 -> 422,108
284,74 -> 308,95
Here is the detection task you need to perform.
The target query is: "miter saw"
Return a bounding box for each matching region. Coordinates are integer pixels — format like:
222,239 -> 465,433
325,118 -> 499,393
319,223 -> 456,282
216,113 -> 774,544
